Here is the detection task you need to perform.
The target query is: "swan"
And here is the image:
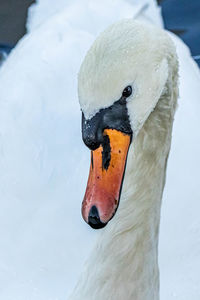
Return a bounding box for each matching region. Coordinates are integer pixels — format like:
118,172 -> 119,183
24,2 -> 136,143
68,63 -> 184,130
0,0 -> 200,299
70,19 -> 178,300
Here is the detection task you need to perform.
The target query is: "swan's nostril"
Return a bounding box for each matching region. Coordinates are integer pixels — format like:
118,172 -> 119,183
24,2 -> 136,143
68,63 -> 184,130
88,206 -> 107,229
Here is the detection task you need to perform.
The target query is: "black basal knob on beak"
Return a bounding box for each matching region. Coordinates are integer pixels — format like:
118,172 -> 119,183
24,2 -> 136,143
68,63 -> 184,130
88,206 -> 107,229
82,113 -> 102,151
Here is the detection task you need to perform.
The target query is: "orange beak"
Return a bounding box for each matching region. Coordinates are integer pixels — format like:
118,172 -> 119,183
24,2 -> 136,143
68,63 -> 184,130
82,129 -> 131,228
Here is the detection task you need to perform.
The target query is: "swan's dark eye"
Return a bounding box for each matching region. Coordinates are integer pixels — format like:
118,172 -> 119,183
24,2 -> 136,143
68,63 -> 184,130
122,86 -> 132,98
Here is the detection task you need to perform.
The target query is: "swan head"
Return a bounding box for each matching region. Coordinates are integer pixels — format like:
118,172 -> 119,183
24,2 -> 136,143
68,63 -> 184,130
78,19 -> 177,229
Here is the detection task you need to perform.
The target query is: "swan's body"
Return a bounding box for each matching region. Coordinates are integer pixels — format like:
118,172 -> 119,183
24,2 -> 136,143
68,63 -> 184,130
0,1 -> 199,299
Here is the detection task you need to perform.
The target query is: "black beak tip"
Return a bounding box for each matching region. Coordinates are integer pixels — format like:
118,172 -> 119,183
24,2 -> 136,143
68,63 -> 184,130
88,205 -> 107,229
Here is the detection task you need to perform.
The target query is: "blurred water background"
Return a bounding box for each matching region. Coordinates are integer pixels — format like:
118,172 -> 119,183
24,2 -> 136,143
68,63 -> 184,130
0,0 -> 199,66
161,0 -> 200,67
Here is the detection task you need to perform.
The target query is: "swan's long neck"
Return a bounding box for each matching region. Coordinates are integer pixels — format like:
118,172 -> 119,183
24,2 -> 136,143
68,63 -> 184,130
71,66 -> 178,300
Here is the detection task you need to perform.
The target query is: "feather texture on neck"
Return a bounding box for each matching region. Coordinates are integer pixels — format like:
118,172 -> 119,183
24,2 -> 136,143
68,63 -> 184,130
72,19 -> 179,300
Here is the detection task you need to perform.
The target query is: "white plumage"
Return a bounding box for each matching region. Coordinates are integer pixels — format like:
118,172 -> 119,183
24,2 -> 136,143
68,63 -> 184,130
0,0 -> 199,299
72,19 -> 178,300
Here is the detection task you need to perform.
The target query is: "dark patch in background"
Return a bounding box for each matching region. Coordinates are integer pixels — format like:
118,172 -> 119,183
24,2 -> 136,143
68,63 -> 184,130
159,0 -> 200,67
0,0 -> 199,67
0,0 -> 35,50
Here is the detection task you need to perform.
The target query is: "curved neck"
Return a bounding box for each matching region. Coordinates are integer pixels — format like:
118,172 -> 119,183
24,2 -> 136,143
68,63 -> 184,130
71,75 -> 178,300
